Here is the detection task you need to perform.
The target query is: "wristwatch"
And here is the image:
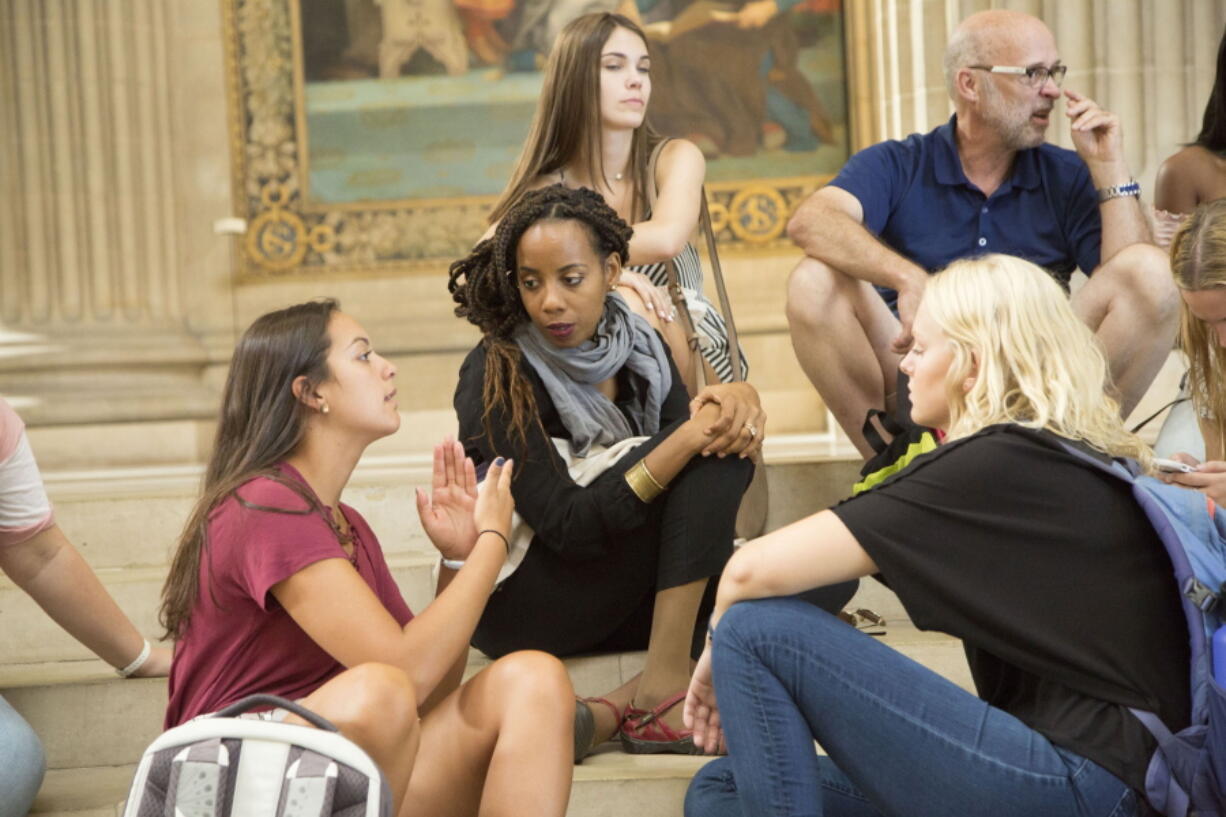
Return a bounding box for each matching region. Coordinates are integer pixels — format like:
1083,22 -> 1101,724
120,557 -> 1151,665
1097,179 -> 1141,203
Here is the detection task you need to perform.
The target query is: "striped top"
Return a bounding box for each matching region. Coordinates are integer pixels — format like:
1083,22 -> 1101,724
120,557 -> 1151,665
629,242 -> 748,383
0,397 -> 55,547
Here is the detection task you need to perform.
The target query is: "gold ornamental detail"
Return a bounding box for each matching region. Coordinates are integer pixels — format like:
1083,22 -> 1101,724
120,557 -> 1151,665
726,185 -> 789,244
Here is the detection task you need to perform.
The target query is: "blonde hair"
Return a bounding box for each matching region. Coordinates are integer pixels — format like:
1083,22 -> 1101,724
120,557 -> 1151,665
488,13 -> 661,225
1170,198 -> 1226,458
923,254 -> 1152,468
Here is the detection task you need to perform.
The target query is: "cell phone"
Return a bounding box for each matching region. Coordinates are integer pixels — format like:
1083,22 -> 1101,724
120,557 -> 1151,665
1154,457 -> 1196,474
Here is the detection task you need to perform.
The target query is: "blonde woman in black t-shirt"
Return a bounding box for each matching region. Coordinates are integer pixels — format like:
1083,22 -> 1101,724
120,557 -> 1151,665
683,255 -> 1187,817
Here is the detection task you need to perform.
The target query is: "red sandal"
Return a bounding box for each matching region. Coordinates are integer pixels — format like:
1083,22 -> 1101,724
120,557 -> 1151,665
619,691 -> 705,755
573,696 -> 622,763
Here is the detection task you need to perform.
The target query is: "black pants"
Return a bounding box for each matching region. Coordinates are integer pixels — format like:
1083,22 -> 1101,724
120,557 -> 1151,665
473,426 -> 858,660
474,422 -> 753,659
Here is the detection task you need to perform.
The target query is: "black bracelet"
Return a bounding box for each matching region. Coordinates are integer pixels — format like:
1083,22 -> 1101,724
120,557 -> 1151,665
478,528 -> 511,554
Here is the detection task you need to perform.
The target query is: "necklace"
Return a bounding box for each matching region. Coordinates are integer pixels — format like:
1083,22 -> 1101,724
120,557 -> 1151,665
614,171 -> 624,181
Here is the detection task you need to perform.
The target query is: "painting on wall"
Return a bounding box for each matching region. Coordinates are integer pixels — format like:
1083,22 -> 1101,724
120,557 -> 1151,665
226,0 -> 853,277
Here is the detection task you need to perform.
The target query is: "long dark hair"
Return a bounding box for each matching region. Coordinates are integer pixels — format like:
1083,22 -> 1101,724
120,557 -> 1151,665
1196,25 -> 1226,154
488,12 -> 661,225
449,185 -> 632,450
159,299 -> 339,639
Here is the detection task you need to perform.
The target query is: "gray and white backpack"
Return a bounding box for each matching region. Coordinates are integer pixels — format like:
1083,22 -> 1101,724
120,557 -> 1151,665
122,695 -> 391,817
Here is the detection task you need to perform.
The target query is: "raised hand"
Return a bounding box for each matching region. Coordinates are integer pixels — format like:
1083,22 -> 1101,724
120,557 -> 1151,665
1065,89 -> 1125,172
474,456 -> 515,539
415,437 -> 480,561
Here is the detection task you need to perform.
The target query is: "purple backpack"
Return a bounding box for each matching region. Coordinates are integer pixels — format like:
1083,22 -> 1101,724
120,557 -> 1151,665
1061,443 -> 1226,816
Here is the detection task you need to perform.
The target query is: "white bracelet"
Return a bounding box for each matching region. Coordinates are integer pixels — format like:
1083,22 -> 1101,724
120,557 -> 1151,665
440,557 -> 466,571
116,638 -> 152,678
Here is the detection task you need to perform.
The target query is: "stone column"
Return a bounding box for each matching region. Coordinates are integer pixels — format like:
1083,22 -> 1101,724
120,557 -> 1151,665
0,0 -> 235,425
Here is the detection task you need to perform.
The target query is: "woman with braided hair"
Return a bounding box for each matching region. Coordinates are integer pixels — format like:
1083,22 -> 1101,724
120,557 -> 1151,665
484,11 -> 746,392
449,184 -> 760,758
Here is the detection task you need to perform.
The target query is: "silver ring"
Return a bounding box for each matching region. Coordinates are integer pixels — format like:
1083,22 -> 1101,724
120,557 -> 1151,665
744,422 -> 758,439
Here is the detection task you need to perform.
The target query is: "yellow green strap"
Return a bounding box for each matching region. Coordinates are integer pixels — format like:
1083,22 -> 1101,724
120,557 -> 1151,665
851,432 -> 938,495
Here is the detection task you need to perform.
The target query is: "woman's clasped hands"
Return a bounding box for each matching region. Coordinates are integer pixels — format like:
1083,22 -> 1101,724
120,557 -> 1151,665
688,382 -> 766,459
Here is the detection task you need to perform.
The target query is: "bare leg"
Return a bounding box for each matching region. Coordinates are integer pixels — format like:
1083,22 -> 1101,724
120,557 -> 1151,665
632,578 -> 708,732
403,650 -> 574,817
582,673 -> 640,747
786,256 -> 904,457
292,663 -> 421,813
1071,243 -> 1179,416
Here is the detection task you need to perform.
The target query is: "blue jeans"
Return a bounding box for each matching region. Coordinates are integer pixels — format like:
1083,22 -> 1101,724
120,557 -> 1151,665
684,598 -> 1141,817
0,693 -> 44,817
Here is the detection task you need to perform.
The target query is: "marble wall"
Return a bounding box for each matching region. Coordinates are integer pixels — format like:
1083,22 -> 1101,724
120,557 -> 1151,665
0,0 -> 234,424
1,0 -> 1222,434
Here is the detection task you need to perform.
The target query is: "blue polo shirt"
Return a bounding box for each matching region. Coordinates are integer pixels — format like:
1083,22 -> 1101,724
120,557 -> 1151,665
829,115 -> 1102,310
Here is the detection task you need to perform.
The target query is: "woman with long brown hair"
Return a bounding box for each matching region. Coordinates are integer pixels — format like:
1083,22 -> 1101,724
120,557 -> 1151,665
159,299 -> 574,817
487,11 -> 744,391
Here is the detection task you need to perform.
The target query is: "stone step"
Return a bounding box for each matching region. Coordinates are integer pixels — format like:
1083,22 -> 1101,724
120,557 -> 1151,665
4,620 -> 968,774
43,441 -> 864,574
17,621 -> 967,816
29,749 -> 713,817
0,556 -> 439,665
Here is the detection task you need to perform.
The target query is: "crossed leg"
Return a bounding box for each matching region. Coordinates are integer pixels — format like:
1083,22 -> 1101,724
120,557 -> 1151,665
786,257 -> 903,458
787,244 -> 1179,453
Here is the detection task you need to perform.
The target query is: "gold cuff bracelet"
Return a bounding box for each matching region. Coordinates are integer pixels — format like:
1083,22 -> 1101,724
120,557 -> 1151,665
624,460 -> 667,503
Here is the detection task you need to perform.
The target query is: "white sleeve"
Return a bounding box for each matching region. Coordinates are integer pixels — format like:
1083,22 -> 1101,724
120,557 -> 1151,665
0,431 -> 55,546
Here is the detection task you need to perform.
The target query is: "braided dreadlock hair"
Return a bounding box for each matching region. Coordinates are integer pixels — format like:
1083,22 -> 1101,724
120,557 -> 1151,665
448,184 -> 634,451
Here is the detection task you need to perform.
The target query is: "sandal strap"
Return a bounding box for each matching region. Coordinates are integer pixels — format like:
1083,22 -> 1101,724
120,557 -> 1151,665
625,690 -> 688,728
580,696 -> 623,724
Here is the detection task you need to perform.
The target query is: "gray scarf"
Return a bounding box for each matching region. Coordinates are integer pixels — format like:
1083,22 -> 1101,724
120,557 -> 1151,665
514,293 -> 673,456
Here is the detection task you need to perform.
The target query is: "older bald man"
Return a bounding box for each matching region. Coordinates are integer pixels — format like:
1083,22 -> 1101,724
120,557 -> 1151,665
785,10 -> 1176,457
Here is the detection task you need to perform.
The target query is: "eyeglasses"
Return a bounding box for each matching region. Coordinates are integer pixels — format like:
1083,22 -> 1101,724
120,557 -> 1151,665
969,64 -> 1068,88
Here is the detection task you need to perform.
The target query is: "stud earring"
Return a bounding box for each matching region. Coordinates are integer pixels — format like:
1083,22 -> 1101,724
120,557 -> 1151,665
320,402 -> 330,415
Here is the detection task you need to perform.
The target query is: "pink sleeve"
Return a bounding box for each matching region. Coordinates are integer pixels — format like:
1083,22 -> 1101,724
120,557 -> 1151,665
0,398 -> 55,547
211,478 -> 349,611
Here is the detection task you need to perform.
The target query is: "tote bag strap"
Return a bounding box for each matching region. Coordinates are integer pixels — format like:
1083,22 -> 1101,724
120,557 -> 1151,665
645,139 -> 743,383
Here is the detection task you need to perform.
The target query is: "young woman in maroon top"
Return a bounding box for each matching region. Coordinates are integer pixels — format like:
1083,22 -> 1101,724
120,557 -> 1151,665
159,299 -> 574,817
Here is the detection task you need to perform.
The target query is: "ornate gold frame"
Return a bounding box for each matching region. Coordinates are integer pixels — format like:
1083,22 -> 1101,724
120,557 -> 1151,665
223,0 -> 859,278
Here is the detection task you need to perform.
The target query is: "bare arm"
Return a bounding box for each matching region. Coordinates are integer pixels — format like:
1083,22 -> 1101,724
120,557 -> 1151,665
627,139 -> 706,265
0,525 -> 170,676
1154,150 -> 1203,215
271,459 -> 515,704
419,566 -> 468,713
711,510 -> 876,626
787,185 -> 927,349
1064,89 -> 1151,261
685,509 -> 876,751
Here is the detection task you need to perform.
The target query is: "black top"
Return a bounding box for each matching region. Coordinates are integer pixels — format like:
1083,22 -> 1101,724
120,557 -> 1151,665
454,341 -> 690,562
831,424 -> 1190,793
